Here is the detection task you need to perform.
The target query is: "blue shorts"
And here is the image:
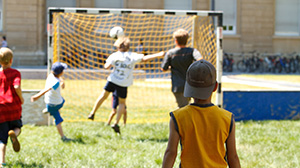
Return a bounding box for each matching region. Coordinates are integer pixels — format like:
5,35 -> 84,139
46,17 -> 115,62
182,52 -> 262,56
46,99 -> 65,125
104,81 -> 127,99
0,120 -> 23,144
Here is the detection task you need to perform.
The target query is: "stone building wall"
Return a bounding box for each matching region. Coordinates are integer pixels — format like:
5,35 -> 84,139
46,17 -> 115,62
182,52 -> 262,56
0,0 -> 299,66
22,90 -> 52,126
2,0 -> 46,66
239,0 -> 274,52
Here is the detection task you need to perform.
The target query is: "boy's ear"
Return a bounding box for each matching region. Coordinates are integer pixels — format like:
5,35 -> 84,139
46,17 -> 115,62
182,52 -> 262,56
213,82 -> 218,92
174,39 -> 178,44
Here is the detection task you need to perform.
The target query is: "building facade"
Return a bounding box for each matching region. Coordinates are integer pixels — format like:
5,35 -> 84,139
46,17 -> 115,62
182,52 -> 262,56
0,0 -> 299,66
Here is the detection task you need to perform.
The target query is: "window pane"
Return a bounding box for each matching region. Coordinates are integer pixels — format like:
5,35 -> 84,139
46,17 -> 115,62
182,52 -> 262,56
164,0 -> 192,10
215,0 -> 236,34
275,0 -> 300,35
94,0 -> 123,8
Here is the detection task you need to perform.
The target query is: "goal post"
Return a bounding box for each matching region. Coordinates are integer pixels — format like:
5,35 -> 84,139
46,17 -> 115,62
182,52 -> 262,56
47,8 -> 223,123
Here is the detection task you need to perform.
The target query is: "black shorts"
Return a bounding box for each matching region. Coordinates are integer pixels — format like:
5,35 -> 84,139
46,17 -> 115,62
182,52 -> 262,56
104,81 -> 128,99
112,90 -> 128,109
0,120 -> 23,144
112,90 -> 119,109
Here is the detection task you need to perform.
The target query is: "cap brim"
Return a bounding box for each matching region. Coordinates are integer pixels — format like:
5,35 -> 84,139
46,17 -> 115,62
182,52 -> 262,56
184,81 -> 216,100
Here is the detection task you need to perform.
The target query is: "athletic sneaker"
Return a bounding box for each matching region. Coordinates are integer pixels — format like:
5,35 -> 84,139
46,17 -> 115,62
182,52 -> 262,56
42,108 -> 49,114
88,114 -> 95,120
111,124 -> 121,134
8,130 -> 20,152
61,136 -> 72,142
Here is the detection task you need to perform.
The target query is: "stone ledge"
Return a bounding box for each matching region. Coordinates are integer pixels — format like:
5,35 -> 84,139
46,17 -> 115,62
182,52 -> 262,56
12,51 -> 46,66
22,90 -> 53,126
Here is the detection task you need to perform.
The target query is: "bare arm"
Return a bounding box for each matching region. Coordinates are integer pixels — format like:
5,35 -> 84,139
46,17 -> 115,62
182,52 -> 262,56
31,87 -> 51,102
59,77 -> 65,89
226,119 -> 241,168
162,117 -> 180,168
14,85 -> 24,104
142,51 -> 165,62
193,49 -> 203,61
160,66 -> 170,72
104,62 -> 112,69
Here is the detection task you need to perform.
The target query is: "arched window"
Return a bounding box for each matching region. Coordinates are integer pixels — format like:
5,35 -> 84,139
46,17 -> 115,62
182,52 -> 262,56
215,0 -> 237,34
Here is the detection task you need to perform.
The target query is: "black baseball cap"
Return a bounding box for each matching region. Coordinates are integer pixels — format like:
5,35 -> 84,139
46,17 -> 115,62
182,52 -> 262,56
184,60 -> 216,99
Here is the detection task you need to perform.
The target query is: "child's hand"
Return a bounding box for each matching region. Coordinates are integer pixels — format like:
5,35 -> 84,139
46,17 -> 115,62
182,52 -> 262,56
159,51 -> 165,57
61,82 -> 65,89
60,77 -> 65,89
31,96 -> 38,102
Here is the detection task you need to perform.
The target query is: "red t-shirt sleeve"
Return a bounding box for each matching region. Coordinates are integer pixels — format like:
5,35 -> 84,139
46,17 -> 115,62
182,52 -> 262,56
13,71 -> 21,86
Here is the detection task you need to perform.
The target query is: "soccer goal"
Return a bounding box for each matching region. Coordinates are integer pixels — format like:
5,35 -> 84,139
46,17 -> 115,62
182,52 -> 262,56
47,8 -> 223,123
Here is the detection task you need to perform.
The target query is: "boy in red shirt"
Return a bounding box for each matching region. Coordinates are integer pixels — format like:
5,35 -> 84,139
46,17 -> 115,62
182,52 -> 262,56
0,48 -> 24,166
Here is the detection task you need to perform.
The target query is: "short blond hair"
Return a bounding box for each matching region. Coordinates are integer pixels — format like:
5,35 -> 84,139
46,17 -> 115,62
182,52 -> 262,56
114,37 -> 130,52
0,47 -> 13,65
173,29 -> 189,46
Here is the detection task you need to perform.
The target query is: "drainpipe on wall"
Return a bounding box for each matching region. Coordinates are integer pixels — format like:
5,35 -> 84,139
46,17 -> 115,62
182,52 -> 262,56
211,0 -> 215,10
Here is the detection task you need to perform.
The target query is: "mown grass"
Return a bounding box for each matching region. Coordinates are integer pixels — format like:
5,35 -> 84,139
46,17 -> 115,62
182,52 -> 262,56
22,79 -> 177,123
5,120 -> 300,167
12,74 -> 300,167
22,74 -> 295,123
236,120 -> 300,168
5,122 -> 170,168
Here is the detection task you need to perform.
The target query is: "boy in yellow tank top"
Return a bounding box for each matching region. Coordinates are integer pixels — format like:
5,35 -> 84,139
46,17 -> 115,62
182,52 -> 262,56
162,60 -> 241,168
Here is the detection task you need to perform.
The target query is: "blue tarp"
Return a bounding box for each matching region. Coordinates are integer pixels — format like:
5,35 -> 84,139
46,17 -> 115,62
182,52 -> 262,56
223,91 -> 300,121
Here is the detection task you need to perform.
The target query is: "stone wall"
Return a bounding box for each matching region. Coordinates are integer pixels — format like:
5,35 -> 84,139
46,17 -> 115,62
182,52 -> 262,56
3,0 -> 47,66
22,90 -> 53,126
19,68 -> 47,79
126,0 -> 163,9
1,0 -> 299,66
240,0 -> 274,52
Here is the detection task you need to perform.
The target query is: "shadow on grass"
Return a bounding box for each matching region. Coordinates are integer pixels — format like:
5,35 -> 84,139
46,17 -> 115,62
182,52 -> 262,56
65,137 -> 86,144
10,162 -> 44,168
68,135 -> 101,145
96,133 -> 103,138
136,138 -> 168,143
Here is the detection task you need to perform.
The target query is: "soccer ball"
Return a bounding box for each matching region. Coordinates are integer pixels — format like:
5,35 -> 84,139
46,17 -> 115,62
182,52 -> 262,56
109,26 -> 125,39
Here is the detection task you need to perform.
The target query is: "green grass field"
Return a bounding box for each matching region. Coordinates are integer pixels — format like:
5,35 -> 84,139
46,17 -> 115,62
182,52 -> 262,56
5,74 -> 299,167
23,79 -> 177,123
5,121 -> 300,167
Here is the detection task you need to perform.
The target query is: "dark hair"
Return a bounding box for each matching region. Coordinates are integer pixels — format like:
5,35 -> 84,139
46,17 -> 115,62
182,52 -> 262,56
2,36 -> 6,41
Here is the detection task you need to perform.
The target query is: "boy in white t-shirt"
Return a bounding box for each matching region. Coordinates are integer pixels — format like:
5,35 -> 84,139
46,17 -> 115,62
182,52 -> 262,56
88,37 -> 164,134
31,62 -> 71,142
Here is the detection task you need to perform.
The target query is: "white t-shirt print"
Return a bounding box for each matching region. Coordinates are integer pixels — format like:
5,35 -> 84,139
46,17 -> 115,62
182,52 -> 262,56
105,51 -> 143,87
